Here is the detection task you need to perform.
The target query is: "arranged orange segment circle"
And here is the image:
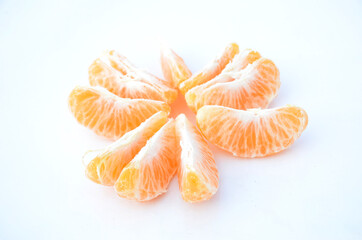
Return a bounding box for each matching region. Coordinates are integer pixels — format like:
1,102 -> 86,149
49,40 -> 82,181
85,111 -> 169,185
175,114 -> 219,203
160,46 -> 192,88
186,57 -> 280,112
114,119 -> 178,201
179,43 -> 239,94
196,105 -> 308,158
68,43 -> 310,203
89,50 -> 178,104
68,86 -> 170,140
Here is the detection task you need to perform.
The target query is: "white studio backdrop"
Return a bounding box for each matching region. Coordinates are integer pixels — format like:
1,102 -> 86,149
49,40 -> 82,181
0,0 -> 361,239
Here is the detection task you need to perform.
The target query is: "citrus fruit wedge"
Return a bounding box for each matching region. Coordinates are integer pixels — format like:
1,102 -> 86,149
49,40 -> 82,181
114,119 -> 177,201
183,49 -> 261,110
196,105 -> 308,158
178,43 -> 239,94
185,58 -> 280,112
106,50 -> 174,89
89,50 -> 177,104
160,46 -> 192,88
175,114 -> 219,203
222,48 -> 261,73
85,111 -> 169,186
68,86 -> 170,140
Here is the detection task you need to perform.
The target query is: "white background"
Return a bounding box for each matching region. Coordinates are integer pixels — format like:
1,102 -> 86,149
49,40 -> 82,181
0,0 -> 361,239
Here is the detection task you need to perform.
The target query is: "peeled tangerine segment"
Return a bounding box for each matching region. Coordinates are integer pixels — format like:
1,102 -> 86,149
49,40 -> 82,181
85,111 -> 169,186
89,50 -> 177,104
175,114 -> 219,202
186,57 -> 280,112
178,43 -> 239,94
196,105 -> 308,158
114,119 -> 177,201
160,46 -> 192,88
222,48 -> 261,73
68,86 -> 170,140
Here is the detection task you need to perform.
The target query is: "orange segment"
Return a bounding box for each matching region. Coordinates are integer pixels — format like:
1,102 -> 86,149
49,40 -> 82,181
107,50 -> 176,90
222,49 -> 261,73
184,49 -> 261,102
196,105 -> 308,157
105,50 -> 175,89
89,50 -> 177,104
68,86 -> 170,140
186,58 -> 280,112
175,114 -> 218,202
179,43 -> 239,94
114,119 -> 177,201
160,46 -> 192,88
89,59 -> 170,103
85,111 -> 169,186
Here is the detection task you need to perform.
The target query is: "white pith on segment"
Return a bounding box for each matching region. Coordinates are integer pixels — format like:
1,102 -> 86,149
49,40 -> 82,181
196,105 -> 308,158
179,43 -> 239,93
222,49 -> 260,73
106,50 -> 173,89
186,57 -> 280,111
85,111 -> 168,185
160,46 -> 191,87
89,50 -> 176,103
175,114 -> 218,202
195,43 -> 236,76
114,119 -> 177,201
69,86 -> 170,140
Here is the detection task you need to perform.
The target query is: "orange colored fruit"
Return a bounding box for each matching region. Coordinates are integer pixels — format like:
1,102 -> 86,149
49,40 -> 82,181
221,48 -> 261,73
68,86 -> 170,140
175,114 -> 218,202
179,43 -> 239,94
160,46 -> 192,88
105,50 -> 175,89
185,58 -> 280,112
89,50 -> 177,104
85,111 -> 168,185
114,119 -> 177,201
196,105 -> 308,158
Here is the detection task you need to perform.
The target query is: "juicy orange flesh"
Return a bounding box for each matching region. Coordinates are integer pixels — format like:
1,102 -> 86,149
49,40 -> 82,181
85,111 -> 168,185
161,47 -> 192,88
68,86 -> 170,140
186,58 -> 280,112
181,171 -> 213,203
114,166 -> 140,199
179,43 -> 239,94
85,157 -> 102,184
114,120 -> 178,201
88,50 -> 178,103
197,105 -> 308,157
175,114 -> 218,202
